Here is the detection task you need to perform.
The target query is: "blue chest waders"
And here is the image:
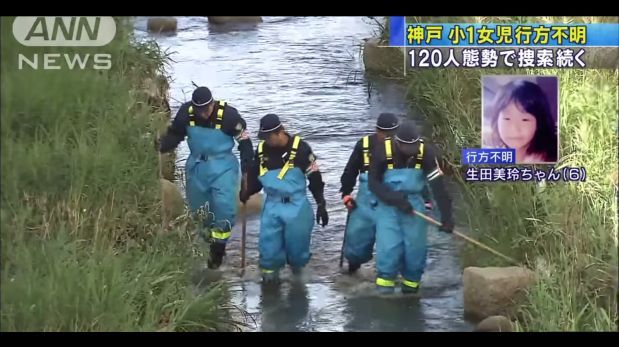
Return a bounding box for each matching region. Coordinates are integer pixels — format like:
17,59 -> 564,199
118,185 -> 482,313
185,102 -> 239,268
343,135 -> 380,268
257,136 -> 314,283
374,139 -> 428,294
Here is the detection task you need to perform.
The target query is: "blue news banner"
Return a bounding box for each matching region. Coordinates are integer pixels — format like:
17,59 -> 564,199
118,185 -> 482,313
461,148 -> 586,182
388,17 -> 619,47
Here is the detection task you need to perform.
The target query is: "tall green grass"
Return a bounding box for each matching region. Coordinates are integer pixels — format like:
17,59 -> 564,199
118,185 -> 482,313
1,230 -> 231,332
1,17 -> 232,331
381,16 -> 618,331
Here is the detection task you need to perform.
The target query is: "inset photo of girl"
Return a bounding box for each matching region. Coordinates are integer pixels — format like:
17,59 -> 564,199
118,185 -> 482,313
482,75 -> 559,164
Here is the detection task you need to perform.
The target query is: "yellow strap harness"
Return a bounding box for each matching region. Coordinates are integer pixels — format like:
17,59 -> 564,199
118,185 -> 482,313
384,138 -> 394,170
277,135 -> 301,180
258,140 -> 267,177
384,138 -> 425,170
215,100 -> 226,129
188,105 -> 196,127
257,135 -> 301,180
362,135 -> 370,171
415,141 -> 425,169
188,100 -> 226,128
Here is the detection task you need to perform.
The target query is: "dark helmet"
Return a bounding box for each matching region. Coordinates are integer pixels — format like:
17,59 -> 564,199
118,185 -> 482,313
191,86 -> 213,113
395,121 -> 421,144
376,113 -> 400,131
258,114 -> 283,140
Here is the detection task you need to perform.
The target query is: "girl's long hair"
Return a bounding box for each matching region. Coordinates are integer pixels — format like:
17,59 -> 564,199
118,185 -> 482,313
490,80 -> 557,162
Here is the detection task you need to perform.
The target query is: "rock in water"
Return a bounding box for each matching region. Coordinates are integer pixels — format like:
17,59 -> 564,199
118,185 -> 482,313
235,181 -> 262,221
147,17 -> 178,33
362,38 -> 404,76
207,17 -> 262,24
142,75 -> 170,112
159,152 -> 176,182
160,179 -> 185,221
161,178 -> 260,224
463,266 -> 536,320
237,192 -> 262,221
473,315 -> 514,332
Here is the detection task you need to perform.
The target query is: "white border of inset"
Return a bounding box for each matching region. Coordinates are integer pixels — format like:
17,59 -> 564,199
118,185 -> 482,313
481,74 -> 560,165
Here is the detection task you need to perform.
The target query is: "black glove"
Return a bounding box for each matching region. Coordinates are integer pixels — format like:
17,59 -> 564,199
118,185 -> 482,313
239,189 -> 250,204
316,201 -> 329,227
239,175 -> 251,204
439,219 -> 454,233
240,161 -> 249,175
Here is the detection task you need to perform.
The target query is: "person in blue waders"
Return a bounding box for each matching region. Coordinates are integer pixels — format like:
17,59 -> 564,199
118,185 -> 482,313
339,113 -> 400,274
368,120 -> 454,294
156,86 -> 254,269
240,114 -> 329,285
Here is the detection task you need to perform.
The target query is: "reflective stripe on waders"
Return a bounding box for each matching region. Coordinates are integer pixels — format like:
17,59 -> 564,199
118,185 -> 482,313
402,279 -> 419,289
258,140 -> 267,176
277,135 -> 301,180
376,277 -> 395,287
211,228 -> 231,240
362,135 -> 370,171
385,138 -> 394,170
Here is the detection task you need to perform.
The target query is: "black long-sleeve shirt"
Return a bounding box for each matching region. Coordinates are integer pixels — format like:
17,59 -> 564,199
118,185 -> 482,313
368,139 -> 453,224
340,134 -> 378,198
245,133 -> 326,204
157,101 -> 254,172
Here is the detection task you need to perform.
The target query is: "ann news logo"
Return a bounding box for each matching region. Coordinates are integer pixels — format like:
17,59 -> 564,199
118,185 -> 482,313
13,17 -> 116,70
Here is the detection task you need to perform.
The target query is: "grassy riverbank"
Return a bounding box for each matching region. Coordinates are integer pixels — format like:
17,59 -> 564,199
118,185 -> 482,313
1,17 -> 232,331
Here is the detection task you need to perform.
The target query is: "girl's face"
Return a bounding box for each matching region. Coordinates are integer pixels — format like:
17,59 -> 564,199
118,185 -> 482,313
497,101 -> 537,150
